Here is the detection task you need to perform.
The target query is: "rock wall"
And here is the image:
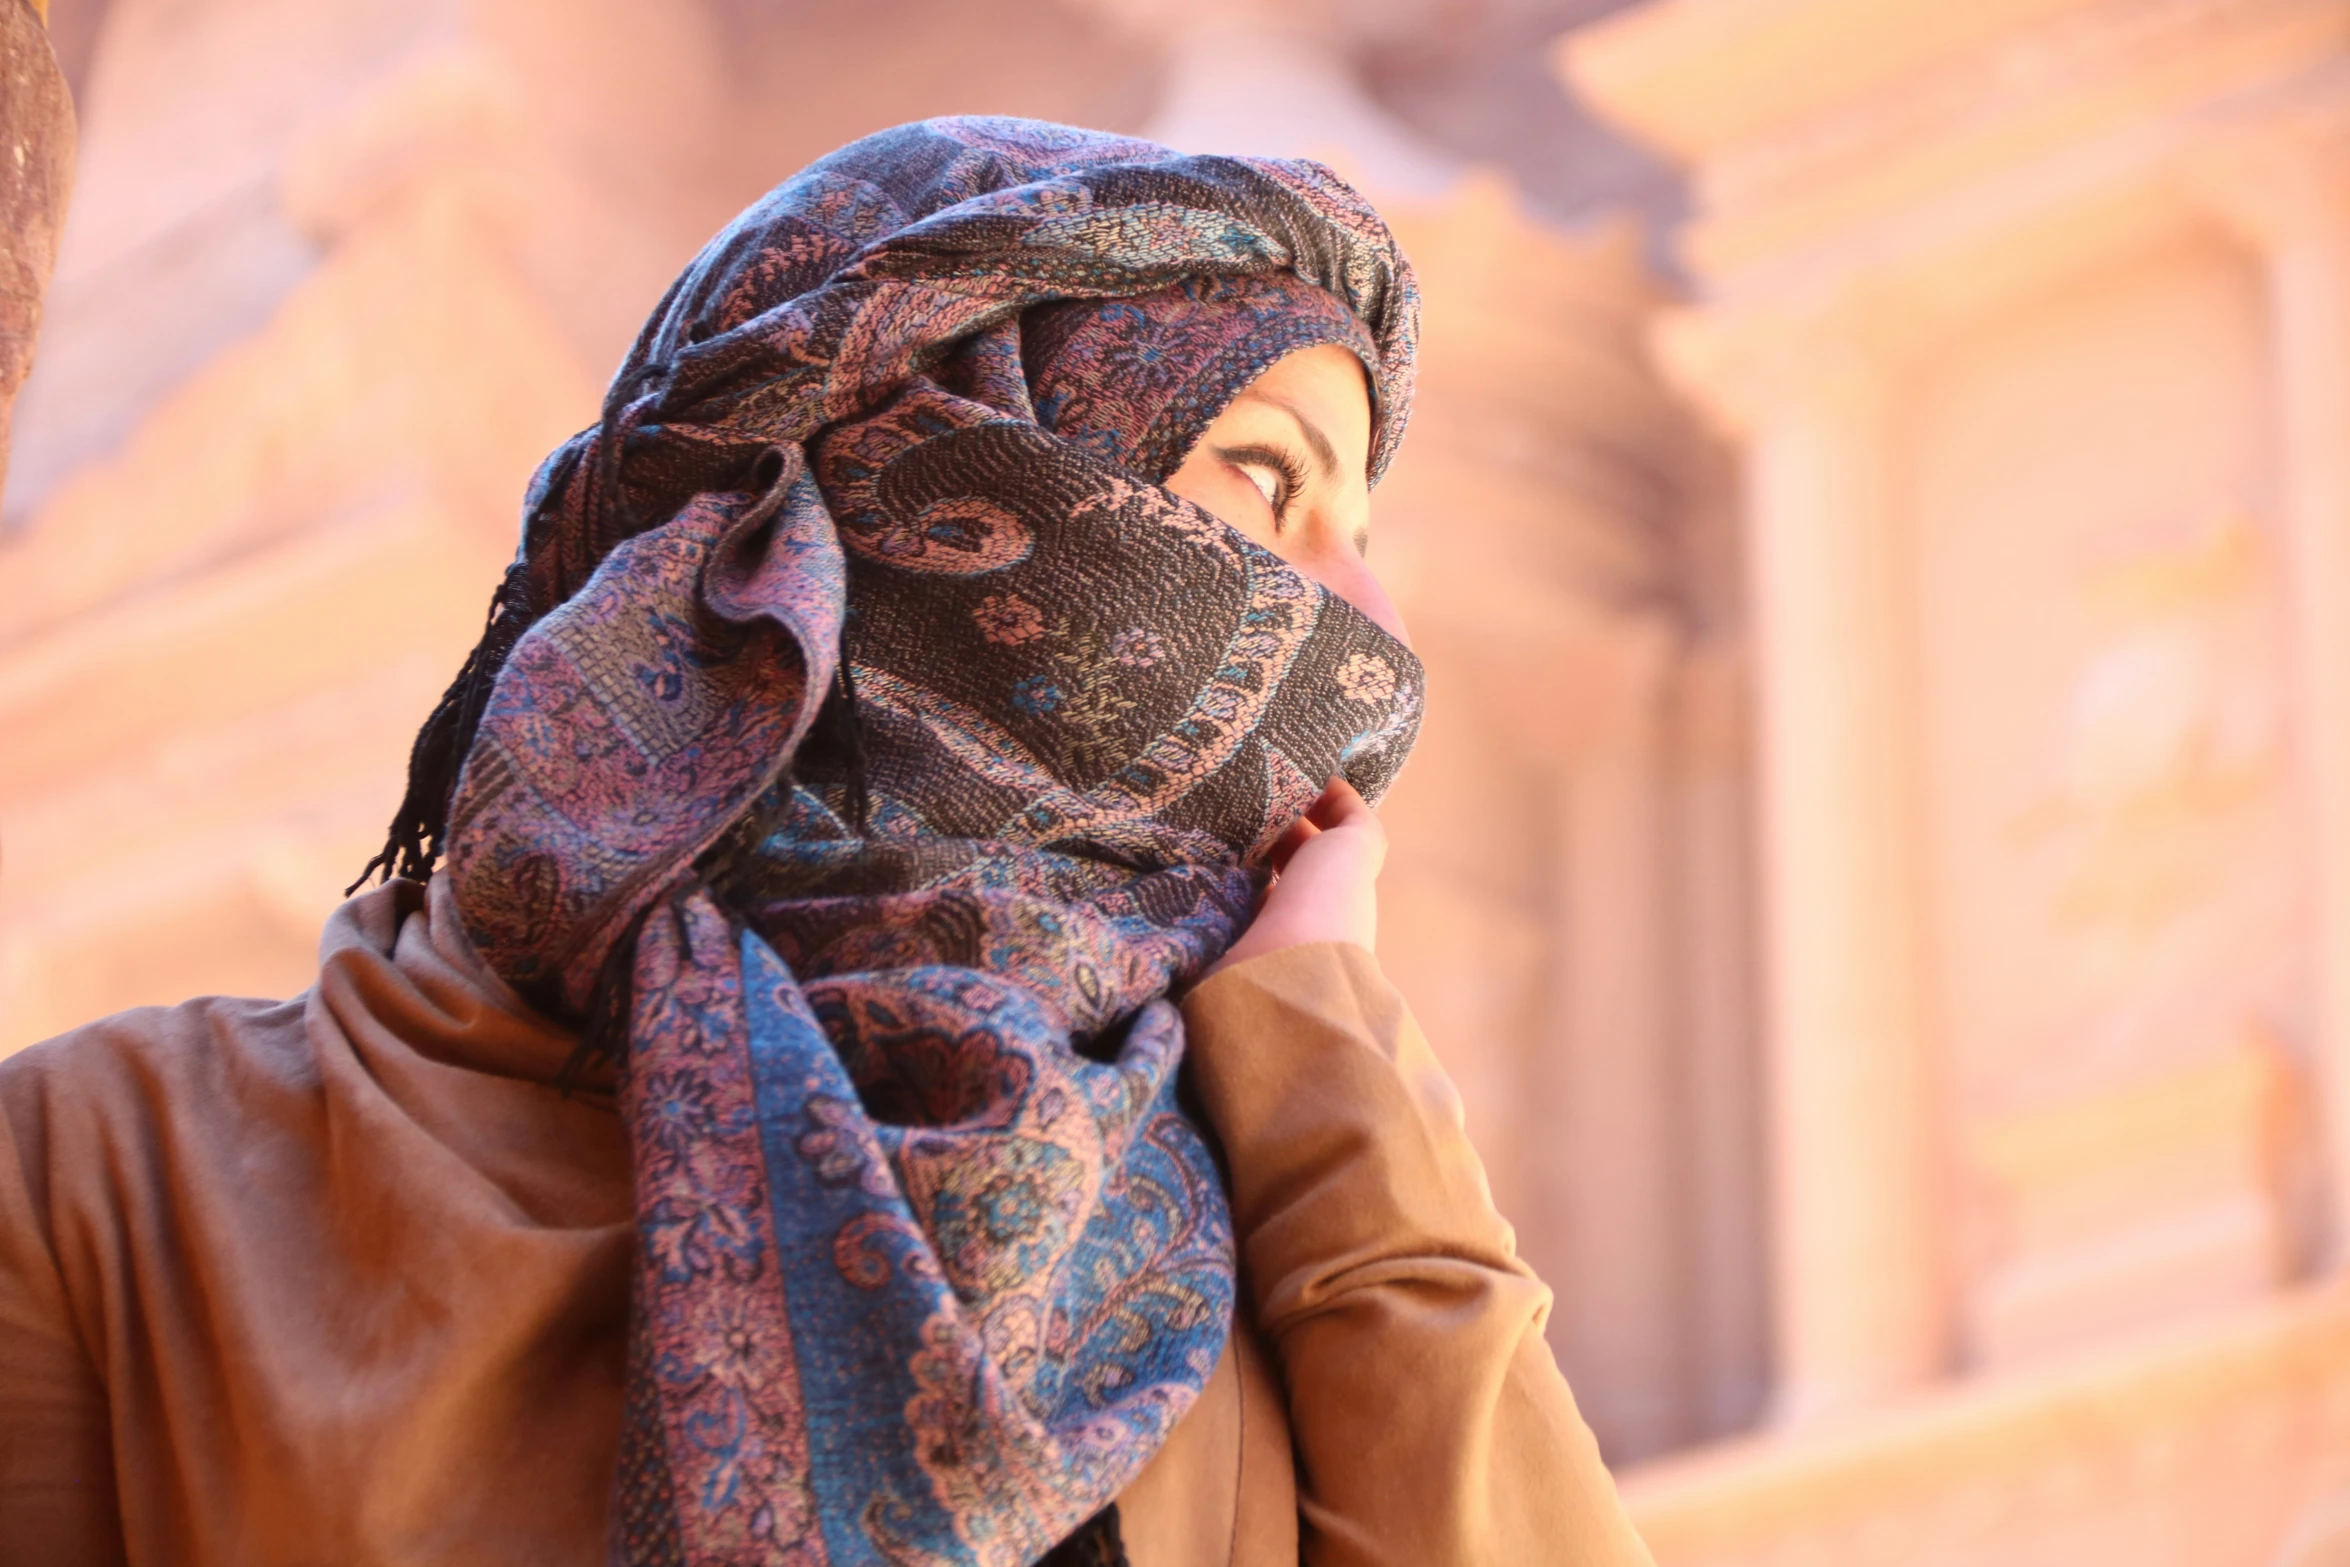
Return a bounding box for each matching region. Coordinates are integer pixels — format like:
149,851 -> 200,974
1572,0 -> 2350,1559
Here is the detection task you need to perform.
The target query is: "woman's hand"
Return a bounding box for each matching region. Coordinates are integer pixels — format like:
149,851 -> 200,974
1208,778 -> 1386,978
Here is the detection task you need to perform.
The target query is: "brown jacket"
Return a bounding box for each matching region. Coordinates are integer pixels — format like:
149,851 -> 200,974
0,878 -> 1651,1566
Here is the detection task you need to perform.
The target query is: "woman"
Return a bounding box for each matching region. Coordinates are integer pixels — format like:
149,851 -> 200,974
0,118 -> 1652,1567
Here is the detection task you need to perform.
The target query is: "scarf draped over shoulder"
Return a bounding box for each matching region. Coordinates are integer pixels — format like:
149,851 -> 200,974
369,115 -> 1422,1567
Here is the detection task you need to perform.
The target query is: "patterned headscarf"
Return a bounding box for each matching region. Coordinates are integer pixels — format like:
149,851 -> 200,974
372,117 -> 1421,1566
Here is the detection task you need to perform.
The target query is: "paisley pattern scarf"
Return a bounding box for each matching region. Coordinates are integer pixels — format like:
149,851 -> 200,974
383,117 -> 1422,1566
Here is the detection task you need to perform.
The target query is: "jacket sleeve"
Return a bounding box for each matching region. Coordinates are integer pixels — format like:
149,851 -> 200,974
1179,943 -> 1655,1567
0,1062 -> 129,1567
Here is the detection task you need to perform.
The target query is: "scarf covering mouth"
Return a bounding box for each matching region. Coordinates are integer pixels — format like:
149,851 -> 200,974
386,116 -> 1422,1566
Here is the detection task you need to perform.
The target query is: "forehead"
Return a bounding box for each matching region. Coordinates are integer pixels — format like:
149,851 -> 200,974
1223,344 -> 1375,459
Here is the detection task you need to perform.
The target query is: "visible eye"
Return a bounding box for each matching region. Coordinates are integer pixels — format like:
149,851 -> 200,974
1240,463 -> 1284,510
1217,443 -> 1308,526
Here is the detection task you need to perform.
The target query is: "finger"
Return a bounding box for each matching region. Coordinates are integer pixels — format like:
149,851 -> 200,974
1307,776 -> 1375,833
1308,777 -> 1386,877
1266,813 -> 1322,875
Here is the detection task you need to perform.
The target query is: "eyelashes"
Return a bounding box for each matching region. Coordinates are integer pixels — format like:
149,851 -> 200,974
1209,440 -> 1369,558
1216,443 -> 1310,527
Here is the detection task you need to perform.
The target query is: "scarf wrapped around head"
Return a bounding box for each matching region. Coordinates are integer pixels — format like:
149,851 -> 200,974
373,116 -> 1422,1566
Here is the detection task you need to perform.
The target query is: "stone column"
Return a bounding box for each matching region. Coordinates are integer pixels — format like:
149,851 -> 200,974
1542,619 -> 1691,1459
1670,640 -> 1772,1437
2196,129 -> 2350,1272
1671,316 -> 1948,1419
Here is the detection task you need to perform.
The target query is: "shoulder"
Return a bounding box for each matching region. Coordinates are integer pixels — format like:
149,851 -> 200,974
1,991 -> 315,1141
0,882 -> 418,1152
0,993 -> 318,1254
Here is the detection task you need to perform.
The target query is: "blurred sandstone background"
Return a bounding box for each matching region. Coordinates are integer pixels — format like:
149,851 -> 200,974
8,0 -> 2350,1561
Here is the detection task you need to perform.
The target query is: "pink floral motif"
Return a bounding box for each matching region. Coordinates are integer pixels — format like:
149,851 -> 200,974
1070,475 -> 1233,553
1336,651 -> 1398,704
974,593 -> 1047,645
1109,628 -> 1166,668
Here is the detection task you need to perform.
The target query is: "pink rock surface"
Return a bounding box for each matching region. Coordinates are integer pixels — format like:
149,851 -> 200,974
0,0 -> 73,498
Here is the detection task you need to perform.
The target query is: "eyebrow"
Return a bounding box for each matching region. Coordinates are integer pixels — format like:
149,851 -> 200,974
1232,389 -> 1341,480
